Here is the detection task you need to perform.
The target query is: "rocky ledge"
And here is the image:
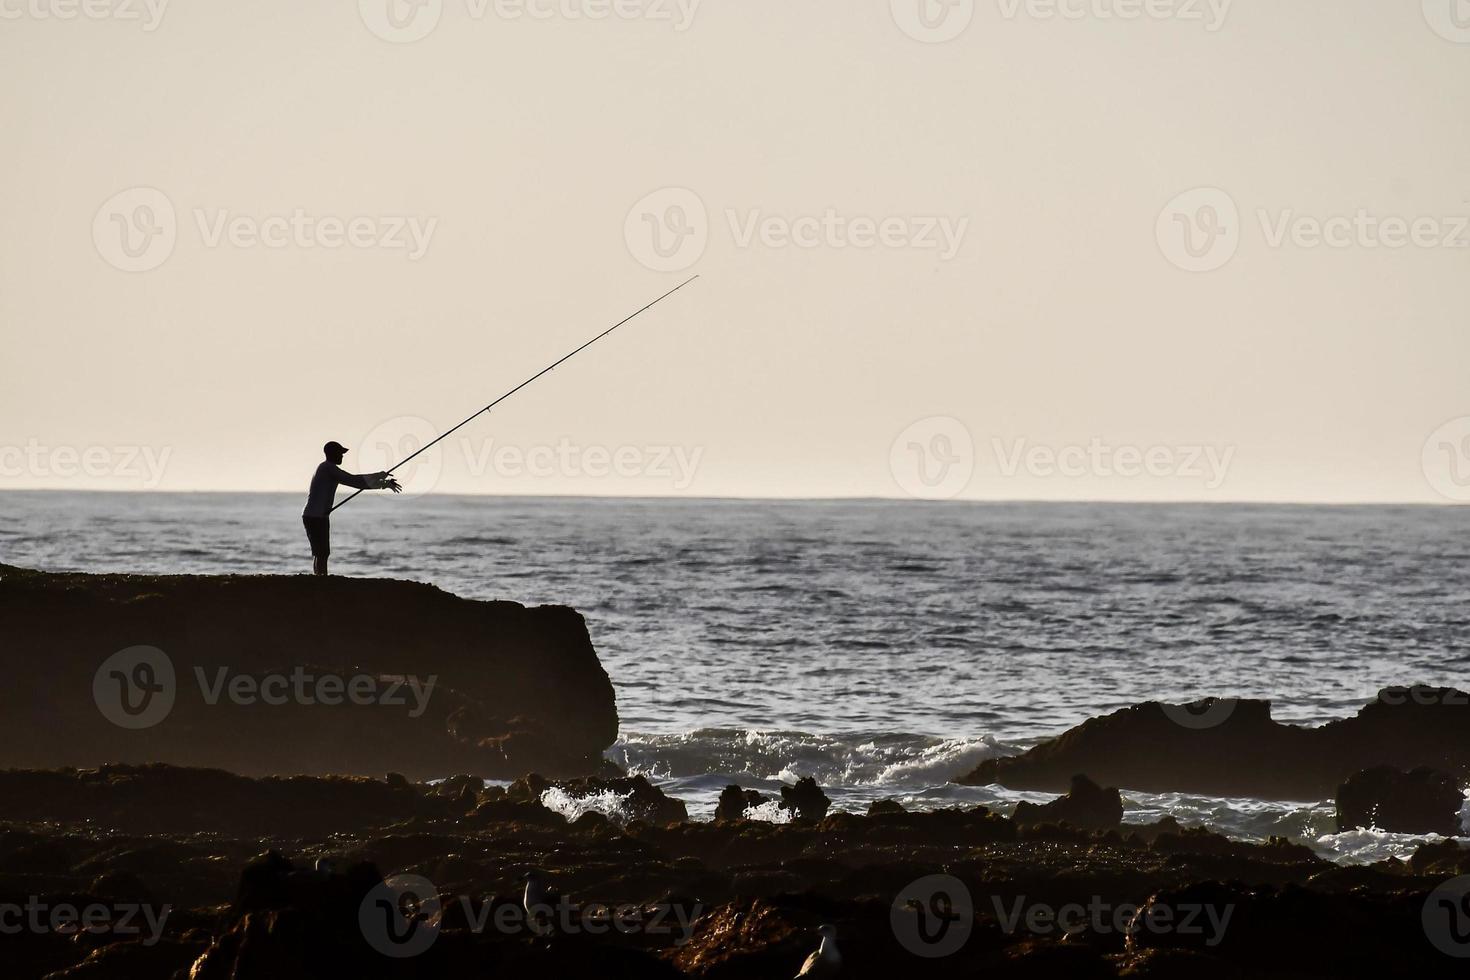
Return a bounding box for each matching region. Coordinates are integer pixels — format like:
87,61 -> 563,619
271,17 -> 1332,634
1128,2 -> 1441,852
0,564 -> 617,779
959,686 -> 1470,800
2,764 -> 1468,979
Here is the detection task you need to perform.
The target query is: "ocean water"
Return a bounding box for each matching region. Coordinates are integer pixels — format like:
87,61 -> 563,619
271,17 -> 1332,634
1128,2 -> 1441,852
4,491 -> 1468,863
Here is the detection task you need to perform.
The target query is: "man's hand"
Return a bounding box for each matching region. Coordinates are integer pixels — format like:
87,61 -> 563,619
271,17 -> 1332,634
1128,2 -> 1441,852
367,472 -> 402,493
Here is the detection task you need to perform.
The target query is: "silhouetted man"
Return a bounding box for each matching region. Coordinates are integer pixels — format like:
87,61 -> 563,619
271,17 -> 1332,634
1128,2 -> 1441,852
303,441 -> 401,576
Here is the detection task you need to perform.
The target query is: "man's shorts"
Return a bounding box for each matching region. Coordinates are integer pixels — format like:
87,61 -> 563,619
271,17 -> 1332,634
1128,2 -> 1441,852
302,516 -> 331,558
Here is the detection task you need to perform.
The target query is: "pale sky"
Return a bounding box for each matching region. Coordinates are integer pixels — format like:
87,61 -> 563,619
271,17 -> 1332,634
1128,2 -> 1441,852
2,0 -> 1468,503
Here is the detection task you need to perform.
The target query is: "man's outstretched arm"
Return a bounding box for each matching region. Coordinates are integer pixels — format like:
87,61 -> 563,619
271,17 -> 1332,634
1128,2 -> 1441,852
333,465 -> 403,493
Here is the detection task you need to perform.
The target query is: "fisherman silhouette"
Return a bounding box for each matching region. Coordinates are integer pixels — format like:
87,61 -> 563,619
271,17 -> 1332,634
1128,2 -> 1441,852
302,441 -> 401,576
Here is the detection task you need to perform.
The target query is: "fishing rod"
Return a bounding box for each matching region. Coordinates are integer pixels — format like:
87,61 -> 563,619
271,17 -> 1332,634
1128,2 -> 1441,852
332,274 -> 700,513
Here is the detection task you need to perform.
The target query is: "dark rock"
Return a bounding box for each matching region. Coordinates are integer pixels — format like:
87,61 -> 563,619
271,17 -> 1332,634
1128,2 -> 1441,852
1012,775 -> 1123,832
960,685 -> 1470,799
715,785 -> 770,822
868,799 -> 906,816
779,777 -> 831,822
0,563 -> 617,779
1409,838 -> 1470,875
0,764 -> 453,837
1335,766 -> 1464,835
1126,881 -> 1446,977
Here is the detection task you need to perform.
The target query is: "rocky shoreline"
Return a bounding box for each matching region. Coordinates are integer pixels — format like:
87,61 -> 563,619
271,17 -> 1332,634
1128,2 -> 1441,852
4,564 -> 1469,976
2,763 -> 1468,978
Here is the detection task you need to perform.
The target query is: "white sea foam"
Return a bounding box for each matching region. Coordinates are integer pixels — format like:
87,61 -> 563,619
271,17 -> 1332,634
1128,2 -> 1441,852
742,800 -> 793,824
540,787 -> 636,824
1312,828 -> 1458,866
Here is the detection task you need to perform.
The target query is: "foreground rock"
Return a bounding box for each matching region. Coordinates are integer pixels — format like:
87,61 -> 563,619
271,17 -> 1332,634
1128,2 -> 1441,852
1,764 -> 1466,979
0,564 -> 617,779
961,686 -> 1470,799
1012,774 -> 1122,831
1336,766 -> 1465,836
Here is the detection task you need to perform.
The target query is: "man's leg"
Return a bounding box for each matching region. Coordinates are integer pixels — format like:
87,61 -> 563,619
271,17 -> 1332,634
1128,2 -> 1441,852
305,517 -> 329,576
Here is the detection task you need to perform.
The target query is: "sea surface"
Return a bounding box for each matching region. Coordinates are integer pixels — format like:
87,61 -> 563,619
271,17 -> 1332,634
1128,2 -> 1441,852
4,491 -> 1468,863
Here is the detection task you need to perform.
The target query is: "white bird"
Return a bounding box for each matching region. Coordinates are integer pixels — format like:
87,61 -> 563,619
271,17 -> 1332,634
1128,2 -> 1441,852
794,924 -> 841,978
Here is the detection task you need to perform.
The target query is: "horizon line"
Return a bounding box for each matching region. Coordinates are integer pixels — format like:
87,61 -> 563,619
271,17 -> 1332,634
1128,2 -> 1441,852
0,487 -> 1461,509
